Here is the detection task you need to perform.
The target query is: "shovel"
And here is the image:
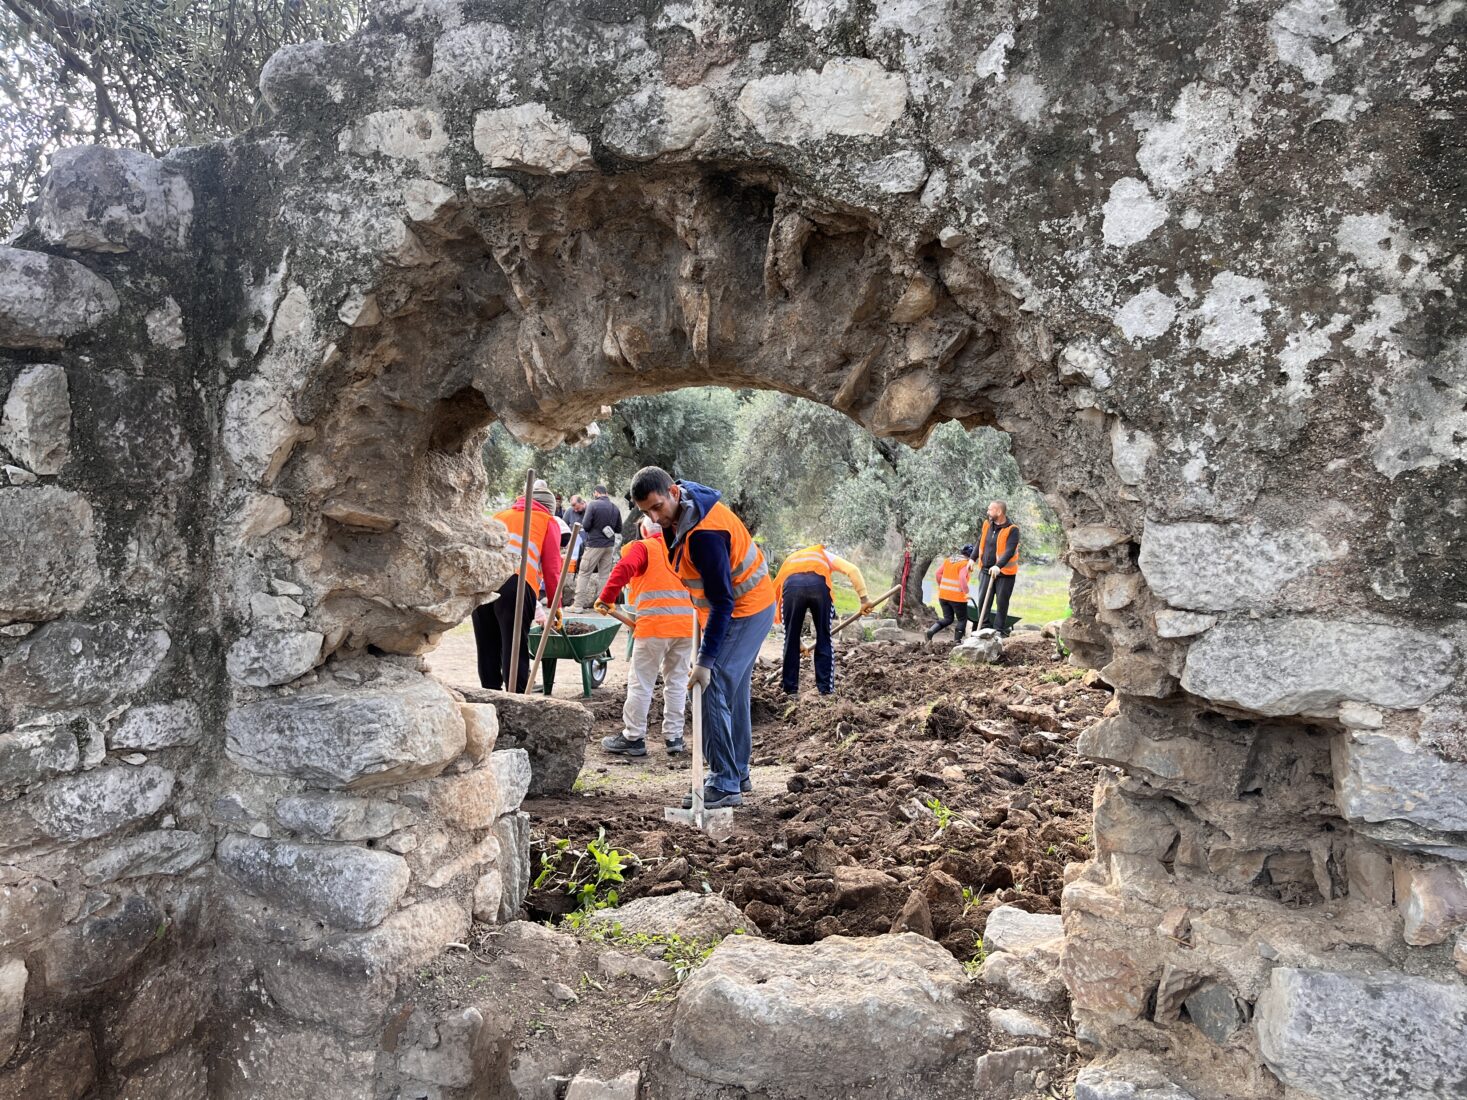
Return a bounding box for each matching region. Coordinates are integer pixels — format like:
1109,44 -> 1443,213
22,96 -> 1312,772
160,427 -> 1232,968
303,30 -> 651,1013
764,584 -> 901,686
970,569 -> 1001,638
664,621 -> 735,838
524,522 -> 582,694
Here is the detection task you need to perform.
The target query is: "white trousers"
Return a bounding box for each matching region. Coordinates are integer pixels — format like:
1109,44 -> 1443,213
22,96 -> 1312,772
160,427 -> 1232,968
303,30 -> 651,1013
622,635 -> 694,742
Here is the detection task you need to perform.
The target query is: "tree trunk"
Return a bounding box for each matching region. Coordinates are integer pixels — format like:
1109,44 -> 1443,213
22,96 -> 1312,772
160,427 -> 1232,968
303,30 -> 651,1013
893,553 -> 935,626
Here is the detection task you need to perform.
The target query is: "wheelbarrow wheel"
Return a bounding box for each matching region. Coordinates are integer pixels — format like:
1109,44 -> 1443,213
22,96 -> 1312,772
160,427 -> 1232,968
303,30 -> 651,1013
589,657 -> 609,688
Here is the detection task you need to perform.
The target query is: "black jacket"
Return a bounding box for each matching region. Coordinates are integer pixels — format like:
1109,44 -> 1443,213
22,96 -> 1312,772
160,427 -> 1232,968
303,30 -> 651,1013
582,497 -> 623,547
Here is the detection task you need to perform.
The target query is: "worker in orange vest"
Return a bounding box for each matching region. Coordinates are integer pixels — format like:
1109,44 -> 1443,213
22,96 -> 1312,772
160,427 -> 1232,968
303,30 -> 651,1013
594,517 -> 697,757
772,544 -> 872,695
924,544 -> 975,643
976,500 -> 1021,635
475,483 -> 562,692
632,466 -> 776,810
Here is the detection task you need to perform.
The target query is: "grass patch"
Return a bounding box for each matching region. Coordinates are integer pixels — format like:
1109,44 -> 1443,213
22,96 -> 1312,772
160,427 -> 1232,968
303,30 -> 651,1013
1005,565 -> 1072,627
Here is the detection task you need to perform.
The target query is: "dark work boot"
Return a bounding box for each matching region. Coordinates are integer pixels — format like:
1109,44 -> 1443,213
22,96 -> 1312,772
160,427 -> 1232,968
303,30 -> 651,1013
600,733 -> 647,757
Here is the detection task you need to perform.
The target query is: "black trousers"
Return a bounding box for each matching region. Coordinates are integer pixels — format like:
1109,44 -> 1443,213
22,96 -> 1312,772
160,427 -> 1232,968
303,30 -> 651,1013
927,598 -> 968,641
975,572 -> 1016,634
471,577 -> 536,692
781,575 -> 834,694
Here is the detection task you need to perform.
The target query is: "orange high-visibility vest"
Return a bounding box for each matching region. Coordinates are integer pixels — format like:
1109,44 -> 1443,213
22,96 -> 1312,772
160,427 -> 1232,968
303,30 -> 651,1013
776,545 -> 834,589
980,520 -> 1020,576
673,501 -> 775,620
494,504 -> 553,592
937,556 -> 971,601
629,534 -> 696,640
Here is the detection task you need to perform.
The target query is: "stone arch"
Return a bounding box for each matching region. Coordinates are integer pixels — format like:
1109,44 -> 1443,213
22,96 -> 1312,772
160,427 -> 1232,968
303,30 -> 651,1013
0,0 -> 1462,1096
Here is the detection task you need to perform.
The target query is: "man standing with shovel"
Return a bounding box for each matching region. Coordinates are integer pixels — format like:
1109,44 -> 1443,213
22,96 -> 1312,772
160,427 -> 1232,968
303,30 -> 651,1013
631,466 -> 776,810
976,500 -> 1020,636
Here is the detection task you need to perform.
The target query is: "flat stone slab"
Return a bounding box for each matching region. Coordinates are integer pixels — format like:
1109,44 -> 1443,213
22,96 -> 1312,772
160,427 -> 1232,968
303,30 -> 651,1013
670,932 -> 970,1096
586,891 -> 758,942
217,835 -> 409,930
1256,967 -> 1467,1100
983,905 -> 1064,954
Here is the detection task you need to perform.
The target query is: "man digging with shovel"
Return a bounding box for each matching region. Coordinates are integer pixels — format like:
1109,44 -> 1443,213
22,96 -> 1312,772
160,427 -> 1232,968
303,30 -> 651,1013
632,466 -> 776,811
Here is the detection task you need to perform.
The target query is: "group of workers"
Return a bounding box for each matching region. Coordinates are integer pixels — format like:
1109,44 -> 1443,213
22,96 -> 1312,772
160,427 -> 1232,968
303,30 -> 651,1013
473,469 -> 1020,813
926,499 -> 1021,643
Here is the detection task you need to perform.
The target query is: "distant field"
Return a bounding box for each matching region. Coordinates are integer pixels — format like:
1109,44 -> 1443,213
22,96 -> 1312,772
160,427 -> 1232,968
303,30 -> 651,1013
1006,564 -> 1072,627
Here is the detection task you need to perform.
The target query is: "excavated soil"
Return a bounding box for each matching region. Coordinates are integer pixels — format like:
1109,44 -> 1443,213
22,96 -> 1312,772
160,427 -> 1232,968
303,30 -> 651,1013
526,634 -> 1108,961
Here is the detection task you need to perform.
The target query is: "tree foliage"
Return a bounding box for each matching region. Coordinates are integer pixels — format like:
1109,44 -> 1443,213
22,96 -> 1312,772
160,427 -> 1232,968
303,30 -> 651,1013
0,0 -> 363,227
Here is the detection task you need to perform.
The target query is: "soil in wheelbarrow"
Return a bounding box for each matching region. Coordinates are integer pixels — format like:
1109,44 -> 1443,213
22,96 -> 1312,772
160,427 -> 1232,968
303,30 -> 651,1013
523,634 -> 1110,962
555,620 -> 600,636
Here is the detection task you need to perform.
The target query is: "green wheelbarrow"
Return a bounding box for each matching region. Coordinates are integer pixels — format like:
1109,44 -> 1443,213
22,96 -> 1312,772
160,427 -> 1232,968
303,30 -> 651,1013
527,615 -> 622,698
967,574 -> 1021,634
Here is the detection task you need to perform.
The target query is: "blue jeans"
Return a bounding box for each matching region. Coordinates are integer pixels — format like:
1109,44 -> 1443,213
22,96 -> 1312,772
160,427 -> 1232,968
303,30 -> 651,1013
702,602 -> 775,795
781,575 -> 833,694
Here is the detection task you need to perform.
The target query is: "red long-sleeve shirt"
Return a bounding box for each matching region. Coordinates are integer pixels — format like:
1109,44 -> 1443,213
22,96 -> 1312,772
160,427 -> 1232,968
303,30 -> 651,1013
598,539 -> 649,604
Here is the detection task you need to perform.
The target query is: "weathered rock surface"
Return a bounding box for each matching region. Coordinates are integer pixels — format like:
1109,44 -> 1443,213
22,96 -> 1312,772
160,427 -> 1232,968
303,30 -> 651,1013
0,363 -> 69,474
81,830 -> 212,884
0,247 -> 118,348
30,146 -> 193,252
30,765 -> 174,841
671,933 -> 969,1095
462,688 -> 590,797
490,748 -> 532,812
474,104 -> 594,174
109,701 -> 202,751
116,1046 -> 208,1100
1181,619 -> 1455,715
983,906 -> 1064,954
586,891 -> 756,942
493,810 -> 531,922
109,965 -> 211,1067
226,673 -> 465,788
0,720 -> 80,795
1074,1058 -> 1198,1099
225,629 -> 324,687
274,793 -> 414,841
215,1013 -> 377,1098
1139,522 -> 1338,611
0,488 -> 99,622
1255,967 -> 1467,1100
0,1027 -> 94,1099
30,894 -> 161,995
1333,728 -> 1467,836
0,957 -> 25,1064
217,835 -> 410,929
0,618 -> 169,708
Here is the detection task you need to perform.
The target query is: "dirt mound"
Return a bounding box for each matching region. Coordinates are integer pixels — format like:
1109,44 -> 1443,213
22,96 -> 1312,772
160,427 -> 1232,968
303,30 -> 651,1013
525,635 -> 1108,962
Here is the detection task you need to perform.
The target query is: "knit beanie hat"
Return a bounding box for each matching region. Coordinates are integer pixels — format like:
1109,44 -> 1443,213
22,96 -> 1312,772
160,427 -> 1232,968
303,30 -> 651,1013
531,478 -> 556,512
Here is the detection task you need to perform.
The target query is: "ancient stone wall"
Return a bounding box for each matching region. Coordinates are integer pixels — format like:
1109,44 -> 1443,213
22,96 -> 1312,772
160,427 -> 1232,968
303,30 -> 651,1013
0,0 -> 1462,1096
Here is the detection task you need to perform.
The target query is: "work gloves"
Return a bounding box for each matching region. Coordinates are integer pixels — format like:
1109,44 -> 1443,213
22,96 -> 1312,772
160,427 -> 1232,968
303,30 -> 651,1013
551,608 -> 564,630
593,599 -> 613,614
988,565 -> 1000,577
688,664 -> 712,691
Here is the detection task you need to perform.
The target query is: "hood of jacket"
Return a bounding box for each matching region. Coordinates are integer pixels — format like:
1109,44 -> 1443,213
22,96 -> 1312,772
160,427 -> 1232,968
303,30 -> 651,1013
668,480 -> 723,557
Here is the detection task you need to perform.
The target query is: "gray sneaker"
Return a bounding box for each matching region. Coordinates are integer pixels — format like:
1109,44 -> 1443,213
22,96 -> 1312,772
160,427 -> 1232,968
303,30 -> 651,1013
600,733 -> 647,757
664,736 -> 686,754
680,784 -> 742,810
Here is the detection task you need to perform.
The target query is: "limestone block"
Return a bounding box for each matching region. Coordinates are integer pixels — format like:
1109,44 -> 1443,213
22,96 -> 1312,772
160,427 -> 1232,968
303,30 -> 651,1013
0,720 -> 80,795
109,964 -> 211,1068
1256,967 -> 1467,1100
1099,572 -> 1142,611
472,870 -> 503,922
216,835 -> 410,930
1139,521 -> 1339,611
0,363 -> 69,473
0,1028 -> 94,1099
1345,843 -> 1395,906
464,175 -> 524,207
395,1006 -> 491,1088
0,247 -> 118,348
461,702 -> 499,761
1074,1058 -> 1198,1099
274,793 -> 415,841
1400,863 -> 1467,946
1061,938 -> 1153,1023
30,894 -> 161,996
983,905 -> 1064,954
868,369 -> 940,435
423,833 -> 500,889
586,891 -> 757,942
30,765 -> 174,841
490,748 -> 531,813
214,1013 -> 377,1098
339,107 -> 449,159
1333,728 -> 1467,836
109,701 -> 202,751
258,39 -> 332,111
859,150 -> 929,194
1109,420 -> 1155,484
32,146 -> 193,252
462,688 -> 588,796
565,1071 -> 640,1100
225,629 -> 324,687
473,104 -> 595,174
737,59 -> 907,143
973,1045 -> 1047,1097
0,878 -> 73,950
889,276 -> 937,323
1182,982 -> 1243,1043
1068,525 -> 1129,552
1153,610 -> 1215,638
671,933 -> 966,1094
0,487 -> 100,623
987,1007 -> 1052,1039
602,83 -> 716,160
408,764 -> 503,830
0,618 -> 169,708
1079,714 -> 1248,798
80,830 -> 212,885
258,899 -> 469,1035
116,1046 -> 208,1100
145,296 -> 185,348
221,375 -> 310,485
493,810 -> 531,922
225,674 -> 466,789
0,957 -> 25,1064
1181,618 -> 1454,716
1099,654 -> 1176,698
